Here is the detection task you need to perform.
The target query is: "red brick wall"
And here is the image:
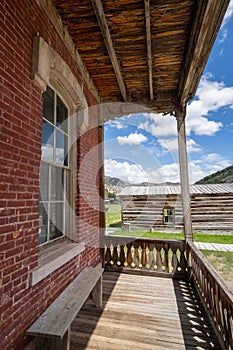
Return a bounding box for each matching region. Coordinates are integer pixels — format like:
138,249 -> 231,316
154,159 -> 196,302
0,1 -> 101,349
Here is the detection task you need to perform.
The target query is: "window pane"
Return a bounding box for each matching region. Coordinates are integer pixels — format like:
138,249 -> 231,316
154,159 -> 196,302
49,203 -> 64,240
42,120 -> 54,162
56,130 -> 68,166
56,95 -> 68,133
51,166 -> 64,201
39,162 -> 49,201
42,86 -> 54,124
39,202 -> 48,244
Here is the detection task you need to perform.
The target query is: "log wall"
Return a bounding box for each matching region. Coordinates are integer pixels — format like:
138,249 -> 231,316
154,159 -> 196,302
121,193 -> 233,232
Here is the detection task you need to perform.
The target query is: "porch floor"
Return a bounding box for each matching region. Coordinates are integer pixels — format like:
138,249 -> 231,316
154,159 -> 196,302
71,271 -> 222,350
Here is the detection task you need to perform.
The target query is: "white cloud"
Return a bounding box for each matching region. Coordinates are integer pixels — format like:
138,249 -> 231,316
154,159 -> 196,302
186,76 -> 233,135
107,120 -> 126,129
189,153 -> 232,183
222,0 -> 233,26
138,113 -> 177,137
117,133 -> 147,145
137,77 -> 233,139
157,138 -> 178,152
105,151 -> 231,185
105,159 -> 147,184
156,137 -> 201,154
105,158 -> 180,184
219,29 -> 228,43
147,163 -> 180,183
187,139 -> 201,153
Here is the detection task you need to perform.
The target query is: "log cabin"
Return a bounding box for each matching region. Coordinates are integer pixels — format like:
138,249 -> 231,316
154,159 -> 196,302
119,183 -> 233,232
0,0 -> 232,349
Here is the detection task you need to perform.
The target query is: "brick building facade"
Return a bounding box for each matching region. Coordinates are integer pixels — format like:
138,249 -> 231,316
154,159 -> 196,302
0,1 -> 102,349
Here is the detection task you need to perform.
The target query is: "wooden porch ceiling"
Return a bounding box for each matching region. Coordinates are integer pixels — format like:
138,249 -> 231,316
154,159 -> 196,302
50,0 -> 229,115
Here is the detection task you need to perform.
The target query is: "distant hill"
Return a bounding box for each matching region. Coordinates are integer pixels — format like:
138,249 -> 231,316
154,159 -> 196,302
195,165 -> 233,184
105,176 -> 129,187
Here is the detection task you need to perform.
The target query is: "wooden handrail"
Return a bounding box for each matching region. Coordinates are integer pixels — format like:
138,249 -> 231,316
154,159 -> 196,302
102,236 -> 188,278
187,241 -> 233,350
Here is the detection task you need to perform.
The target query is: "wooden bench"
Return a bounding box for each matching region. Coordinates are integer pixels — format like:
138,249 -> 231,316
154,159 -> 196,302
27,266 -> 103,350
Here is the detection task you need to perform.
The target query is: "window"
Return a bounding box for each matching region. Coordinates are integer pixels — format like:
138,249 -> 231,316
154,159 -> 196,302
163,208 -> 175,225
39,86 -> 70,245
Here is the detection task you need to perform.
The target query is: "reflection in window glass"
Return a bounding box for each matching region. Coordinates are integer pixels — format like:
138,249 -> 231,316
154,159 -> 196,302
39,163 -> 49,201
50,203 -> 64,240
39,203 -> 48,245
56,130 -> 68,166
51,167 -> 64,201
39,86 -> 69,245
42,121 -> 54,162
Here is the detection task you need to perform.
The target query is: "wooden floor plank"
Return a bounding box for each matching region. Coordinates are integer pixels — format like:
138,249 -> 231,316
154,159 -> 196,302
70,272 -> 222,350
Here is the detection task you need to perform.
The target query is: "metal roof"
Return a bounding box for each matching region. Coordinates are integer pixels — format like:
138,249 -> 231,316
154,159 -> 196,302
118,183 -> 233,196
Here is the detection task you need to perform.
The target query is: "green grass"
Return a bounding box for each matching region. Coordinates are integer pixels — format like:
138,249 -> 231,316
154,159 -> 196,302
105,204 -> 122,228
201,250 -> 233,289
109,229 -> 233,244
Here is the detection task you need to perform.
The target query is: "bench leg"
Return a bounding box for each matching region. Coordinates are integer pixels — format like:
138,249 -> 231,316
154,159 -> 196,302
91,275 -> 102,308
35,327 -> 70,350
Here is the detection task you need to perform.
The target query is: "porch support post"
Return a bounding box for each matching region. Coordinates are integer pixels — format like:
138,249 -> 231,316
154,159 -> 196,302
176,108 -> 193,241
98,111 -> 106,263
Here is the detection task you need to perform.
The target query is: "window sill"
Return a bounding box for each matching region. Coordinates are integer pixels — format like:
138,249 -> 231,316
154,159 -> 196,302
29,241 -> 85,287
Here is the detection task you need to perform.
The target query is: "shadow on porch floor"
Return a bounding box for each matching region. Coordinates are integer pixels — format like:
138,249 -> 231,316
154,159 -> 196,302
70,271 -> 222,349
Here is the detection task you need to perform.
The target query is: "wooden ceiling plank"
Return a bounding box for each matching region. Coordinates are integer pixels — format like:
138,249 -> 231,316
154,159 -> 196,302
144,0 -> 153,101
92,0 -> 127,101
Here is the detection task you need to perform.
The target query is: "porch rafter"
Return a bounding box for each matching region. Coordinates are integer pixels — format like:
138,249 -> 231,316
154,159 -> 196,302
92,0 -> 127,101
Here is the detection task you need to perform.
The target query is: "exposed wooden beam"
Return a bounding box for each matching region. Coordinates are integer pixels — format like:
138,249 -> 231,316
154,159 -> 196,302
144,0 -> 153,101
92,0 -> 127,101
178,0 -> 230,109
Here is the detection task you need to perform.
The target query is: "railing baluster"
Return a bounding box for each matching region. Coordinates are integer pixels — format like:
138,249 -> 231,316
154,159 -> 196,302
133,241 -> 140,268
119,244 -> 125,266
148,242 -> 155,270
105,245 -> 111,266
141,241 -> 147,269
180,245 -> 186,273
112,245 -> 118,266
171,245 -> 178,273
163,244 -> 169,273
155,244 -> 162,272
126,243 -> 132,267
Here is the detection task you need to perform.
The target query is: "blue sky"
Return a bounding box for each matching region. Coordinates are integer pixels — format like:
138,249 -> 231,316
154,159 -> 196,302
104,1 -> 233,184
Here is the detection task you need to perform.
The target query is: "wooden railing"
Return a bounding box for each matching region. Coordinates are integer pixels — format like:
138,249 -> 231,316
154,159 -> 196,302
102,236 -> 188,278
187,241 -> 233,350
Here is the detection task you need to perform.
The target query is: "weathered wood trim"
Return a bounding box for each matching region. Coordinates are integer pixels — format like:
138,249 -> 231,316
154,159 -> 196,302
144,0 -> 153,101
176,110 -> 193,241
92,0 -> 127,101
38,0 -> 100,102
29,243 -> 85,286
178,0 -> 230,107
